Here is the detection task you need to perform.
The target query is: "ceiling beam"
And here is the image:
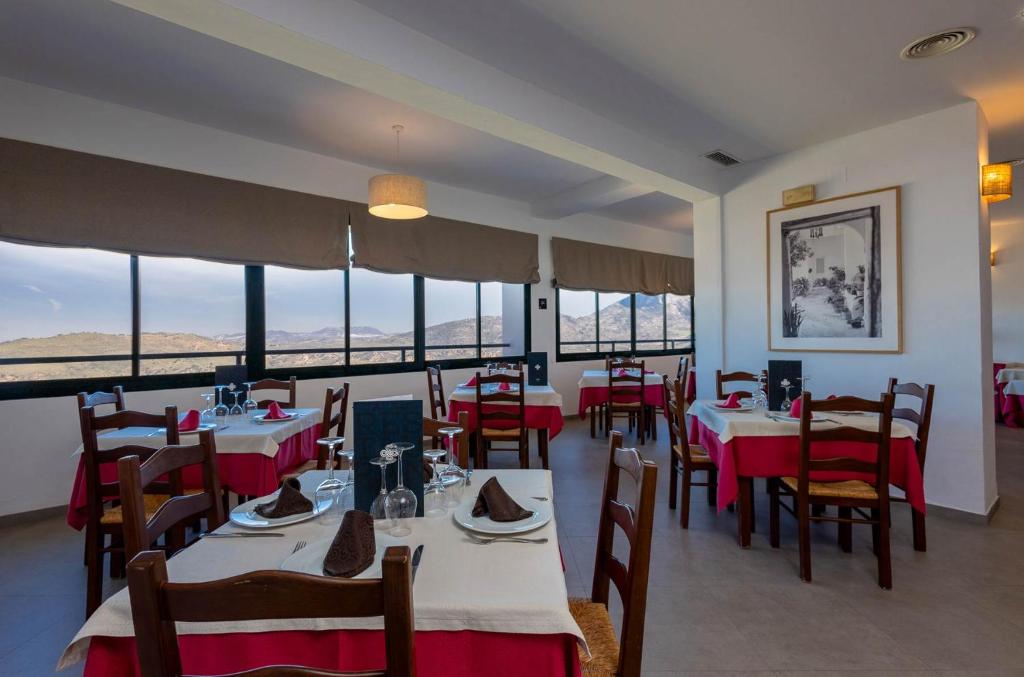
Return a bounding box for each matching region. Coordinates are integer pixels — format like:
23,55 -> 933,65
530,176 -> 654,219
107,0 -> 721,203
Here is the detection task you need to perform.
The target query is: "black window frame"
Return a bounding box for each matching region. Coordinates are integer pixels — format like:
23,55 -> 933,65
554,289 -> 693,363
0,248 -> 532,400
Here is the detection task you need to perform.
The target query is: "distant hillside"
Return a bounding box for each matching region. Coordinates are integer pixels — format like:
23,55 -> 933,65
560,295 -> 691,349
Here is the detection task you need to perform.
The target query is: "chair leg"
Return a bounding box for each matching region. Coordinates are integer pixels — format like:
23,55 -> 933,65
86,527 -> 103,617
707,468 -> 718,507
604,406 -> 611,437
589,406 -> 596,438
768,479 -> 780,548
911,509 -> 927,552
878,505 -> 893,589
518,436 -> 529,470
837,506 -> 852,553
479,440 -> 489,469
668,453 -> 678,510
871,508 -> 880,556
680,469 -> 692,529
798,497 -> 812,582
109,533 -> 125,579
649,408 -> 657,440
637,409 -> 645,445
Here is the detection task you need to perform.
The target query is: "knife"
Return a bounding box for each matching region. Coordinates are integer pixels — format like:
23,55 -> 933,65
411,545 -> 424,584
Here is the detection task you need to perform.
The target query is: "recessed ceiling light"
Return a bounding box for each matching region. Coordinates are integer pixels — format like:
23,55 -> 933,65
900,27 -> 976,60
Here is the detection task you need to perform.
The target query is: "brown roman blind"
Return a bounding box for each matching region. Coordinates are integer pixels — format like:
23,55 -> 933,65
551,236 -> 694,295
0,137 -> 356,269
350,212 -> 540,284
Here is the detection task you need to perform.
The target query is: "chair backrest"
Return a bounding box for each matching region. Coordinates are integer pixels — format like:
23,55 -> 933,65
127,547 -> 416,677
797,392 -> 894,500
715,369 -> 767,399
608,359 -> 646,408
251,376 -> 297,408
116,430 -> 225,562
423,411 -> 470,466
675,355 -> 690,382
663,376 -> 680,450
474,371 -> 526,434
77,386 -> 126,413
315,383 -> 351,469
426,366 -> 446,419
79,406 -> 181,519
886,378 -> 935,472
590,430 -> 657,677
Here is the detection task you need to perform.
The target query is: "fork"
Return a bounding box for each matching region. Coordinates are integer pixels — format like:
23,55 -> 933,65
292,540 -> 307,554
466,534 -> 548,545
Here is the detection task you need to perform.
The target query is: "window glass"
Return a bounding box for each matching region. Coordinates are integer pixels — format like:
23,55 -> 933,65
557,290 -> 597,354
481,282 -> 525,358
138,256 -> 245,375
348,268 -> 414,364
265,266 -> 345,369
598,292 -> 630,353
666,294 -> 693,351
635,293 -> 666,351
0,242 -> 132,381
424,278 -> 478,361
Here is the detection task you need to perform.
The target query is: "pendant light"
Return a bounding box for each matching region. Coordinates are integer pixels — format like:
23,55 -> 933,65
368,124 -> 428,219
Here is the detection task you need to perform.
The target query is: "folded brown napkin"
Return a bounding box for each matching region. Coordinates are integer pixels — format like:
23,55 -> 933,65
323,510 -> 376,578
254,478 -> 313,518
472,477 -> 533,522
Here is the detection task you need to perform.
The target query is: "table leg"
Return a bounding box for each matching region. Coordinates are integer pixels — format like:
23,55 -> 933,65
738,476 -> 753,548
589,406 -> 596,438
537,429 -> 550,470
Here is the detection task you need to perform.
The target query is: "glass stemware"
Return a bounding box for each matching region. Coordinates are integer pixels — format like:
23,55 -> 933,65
752,374 -> 768,413
423,448 -> 447,517
199,393 -> 215,423
437,426 -> 466,507
242,381 -> 258,419
228,390 -> 244,416
384,443 -> 417,537
370,453 -> 397,530
213,385 -> 230,422
780,379 -> 794,412
313,436 -> 347,524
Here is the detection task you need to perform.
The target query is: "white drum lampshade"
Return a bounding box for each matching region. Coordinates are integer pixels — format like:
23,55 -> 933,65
368,174 -> 428,220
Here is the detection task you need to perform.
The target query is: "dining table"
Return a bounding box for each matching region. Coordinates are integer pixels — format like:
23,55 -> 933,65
60,468 -> 585,677
447,382 -> 565,469
66,408 -> 322,530
688,399 -> 926,548
995,365 -> 1024,427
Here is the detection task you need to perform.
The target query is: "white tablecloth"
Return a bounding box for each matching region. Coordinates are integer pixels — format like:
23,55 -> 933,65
60,468 -> 584,668
449,384 -> 563,408
689,399 -> 917,444
576,370 -> 663,389
996,368 -> 1024,384
1004,380 -> 1024,396
72,408 -> 322,459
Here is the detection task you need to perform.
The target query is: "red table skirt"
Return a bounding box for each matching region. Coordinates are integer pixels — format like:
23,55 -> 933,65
997,389 -> 1024,428
66,426 -> 319,530
84,629 -> 582,677
577,384 -> 665,419
690,418 -> 926,514
448,401 -> 565,439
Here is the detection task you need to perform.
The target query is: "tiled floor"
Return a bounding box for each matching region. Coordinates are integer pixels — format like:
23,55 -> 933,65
2,419 -> 1023,676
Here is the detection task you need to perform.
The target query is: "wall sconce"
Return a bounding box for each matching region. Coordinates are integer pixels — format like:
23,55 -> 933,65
991,250 -> 997,267
982,162 -> 1013,203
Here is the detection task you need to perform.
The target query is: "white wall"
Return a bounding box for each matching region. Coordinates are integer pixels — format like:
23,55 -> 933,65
991,169 -> 1024,363
0,77 -> 692,517
694,102 -> 996,516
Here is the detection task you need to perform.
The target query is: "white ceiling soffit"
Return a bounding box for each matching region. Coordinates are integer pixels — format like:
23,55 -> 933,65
530,177 -> 655,220
590,192 -> 694,233
107,0 -> 723,203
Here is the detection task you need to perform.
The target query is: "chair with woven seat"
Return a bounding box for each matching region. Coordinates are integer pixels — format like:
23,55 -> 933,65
569,430 -> 657,677
78,404 -> 180,616
423,411 -> 470,468
126,546 -> 416,677
474,370 -> 529,469
886,377 -> 935,551
768,392 -> 895,588
250,376 -> 297,408
605,360 -> 647,445
714,369 -> 767,399
665,374 -> 717,527
426,365 -> 447,421
281,382 -> 350,482
116,429 -> 225,563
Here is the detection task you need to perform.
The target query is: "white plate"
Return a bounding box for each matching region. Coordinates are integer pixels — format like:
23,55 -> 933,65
280,532 -> 405,579
253,412 -> 299,424
229,490 -> 331,528
452,496 -> 551,535
711,404 -> 754,413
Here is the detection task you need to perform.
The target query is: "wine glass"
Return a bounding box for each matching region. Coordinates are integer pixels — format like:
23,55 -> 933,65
438,426 -> 466,507
313,437 -> 347,524
228,390 -> 244,417
242,382 -> 258,419
753,374 -> 768,413
437,427 -> 465,477
213,385 -> 230,422
384,442 -> 417,537
370,452 -> 396,530
199,393 -> 215,423
423,448 -> 447,517
780,379 -> 794,412
798,375 -> 811,395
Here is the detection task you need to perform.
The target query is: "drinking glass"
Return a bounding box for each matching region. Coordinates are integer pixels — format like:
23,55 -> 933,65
753,374 -> 768,413
384,443 -> 417,537
242,382 -> 258,419
423,448 -> 447,517
437,426 -> 466,477
798,375 -> 811,395
370,453 -> 396,530
213,385 -> 230,422
200,393 -> 216,423
780,380 -> 794,412
228,391 -> 244,417
438,426 -> 466,507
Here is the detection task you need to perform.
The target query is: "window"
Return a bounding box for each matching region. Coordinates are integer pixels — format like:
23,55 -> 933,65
555,289 -> 693,360
481,281 -> 525,359
425,278 -> 477,361
265,266 -> 345,369
0,241 -> 132,382
348,268 -> 414,365
137,257 -> 246,375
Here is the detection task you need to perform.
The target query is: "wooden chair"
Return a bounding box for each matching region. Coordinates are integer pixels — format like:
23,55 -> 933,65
126,547 -> 416,677
674,356 -> 690,383
423,411 -> 470,468
79,405 -> 180,616
605,360 -> 647,445
569,430 -> 657,677
886,377 -> 935,552
426,366 -> 447,420
714,369 -> 767,399
77,386 -> 126,413
116,429 -> 225,563
250,376 -> 297,408
282,383 -> 351,482
665,375 -> 717,528
474,370 -> 529,469
768,392 -> 895,588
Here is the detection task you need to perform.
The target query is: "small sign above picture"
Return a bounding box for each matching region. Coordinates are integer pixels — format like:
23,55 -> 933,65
782,184 -> 816,206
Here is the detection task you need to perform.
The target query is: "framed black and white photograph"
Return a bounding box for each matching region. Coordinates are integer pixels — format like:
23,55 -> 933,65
767,186 -> 902,353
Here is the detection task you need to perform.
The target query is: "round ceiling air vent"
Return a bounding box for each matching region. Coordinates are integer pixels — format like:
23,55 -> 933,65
900,28 -> 976,60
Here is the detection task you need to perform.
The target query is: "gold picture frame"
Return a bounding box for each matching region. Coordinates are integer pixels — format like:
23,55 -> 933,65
766,186 -> 902,353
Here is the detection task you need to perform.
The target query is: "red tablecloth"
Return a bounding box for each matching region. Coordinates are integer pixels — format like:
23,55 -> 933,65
84,629 -> 582,677
998,389 -> 1024,428
690,418 -> 926,513
66,426 -> 319,530
448,400 -> 565,439
577,384 -> 665,419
